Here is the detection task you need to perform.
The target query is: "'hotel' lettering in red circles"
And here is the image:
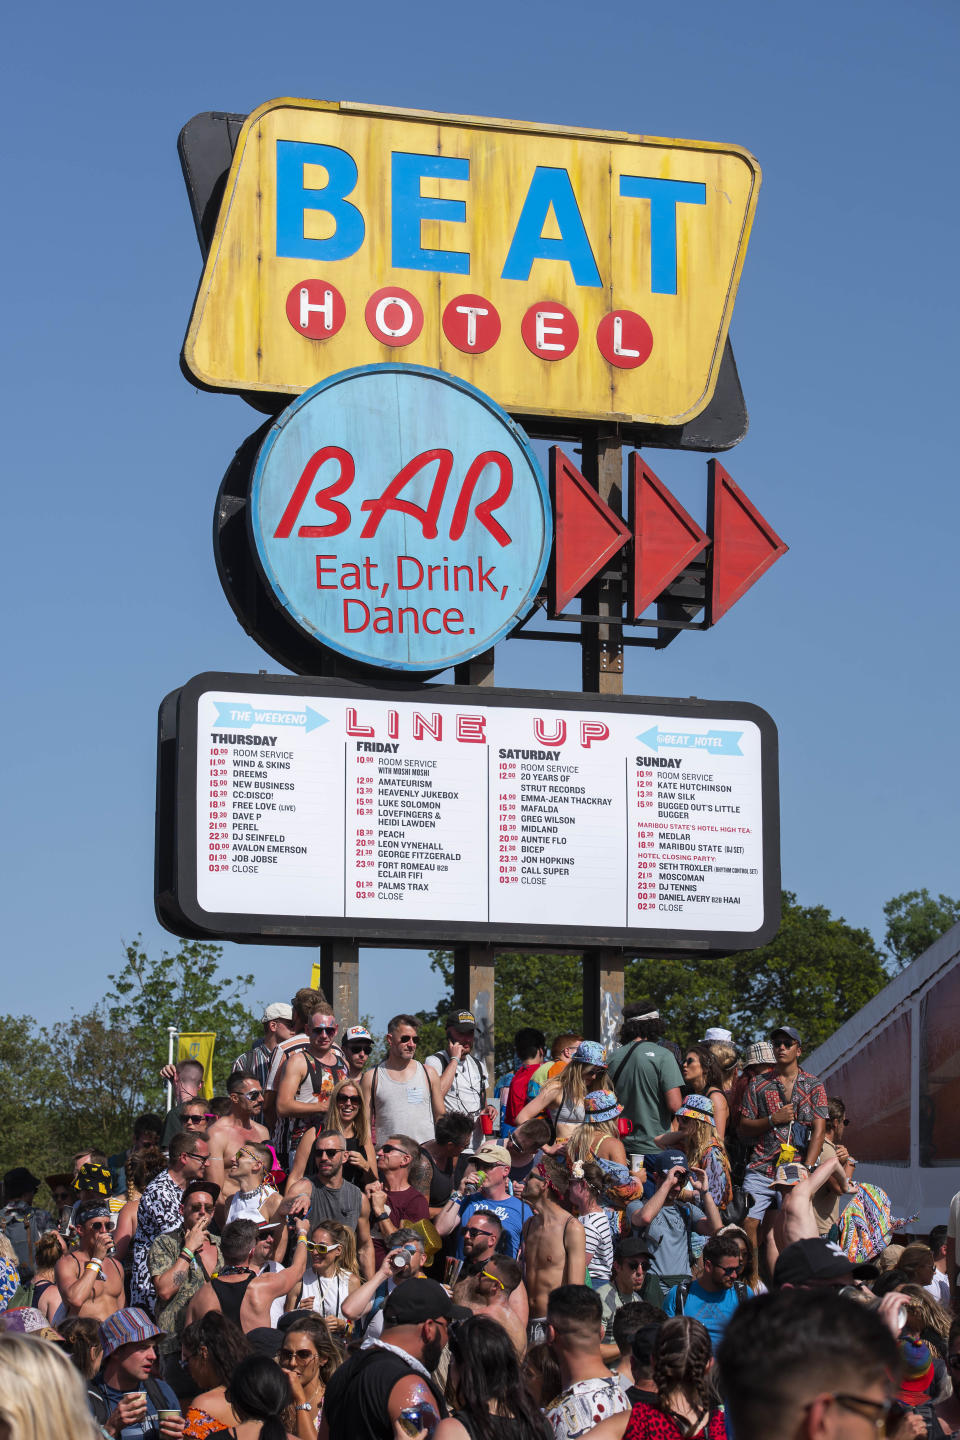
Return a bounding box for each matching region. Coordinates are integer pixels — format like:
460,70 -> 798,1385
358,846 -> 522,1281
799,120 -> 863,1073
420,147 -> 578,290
596,311 -> 654,369
285,279 -> 346,339
365,288 -> 424,346
521,302 -> 578,360
442,294 -> 501,354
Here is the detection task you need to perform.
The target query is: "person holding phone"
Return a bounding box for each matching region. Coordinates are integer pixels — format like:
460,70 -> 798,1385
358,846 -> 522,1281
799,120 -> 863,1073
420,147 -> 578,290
630,1160 -> 723,1293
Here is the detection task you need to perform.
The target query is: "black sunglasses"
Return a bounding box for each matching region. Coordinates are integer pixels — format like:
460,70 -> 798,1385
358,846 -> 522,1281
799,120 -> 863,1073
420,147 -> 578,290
347,1044 -> 371,1053
311,1024 -> 337,1035
315,1147 -> 344,1158
379,1143 -> 408,1155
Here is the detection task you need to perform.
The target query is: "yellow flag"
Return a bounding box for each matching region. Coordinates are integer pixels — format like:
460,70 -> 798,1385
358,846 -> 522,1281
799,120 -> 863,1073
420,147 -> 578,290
177,1032 -> 217,1099
310,962 -> 322,991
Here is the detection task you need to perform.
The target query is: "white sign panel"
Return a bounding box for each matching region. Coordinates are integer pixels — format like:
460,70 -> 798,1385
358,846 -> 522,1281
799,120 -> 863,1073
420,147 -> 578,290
160,675 -> 779,951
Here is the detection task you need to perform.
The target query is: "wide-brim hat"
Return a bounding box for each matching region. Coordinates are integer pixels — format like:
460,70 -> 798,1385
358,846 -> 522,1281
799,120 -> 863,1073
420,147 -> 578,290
99,1307 -> 162,1358
584,1089 -> 623,1123
674,1094 -> 716,1124
3,1167 -> 40,1196
701,1027 -> 733,1044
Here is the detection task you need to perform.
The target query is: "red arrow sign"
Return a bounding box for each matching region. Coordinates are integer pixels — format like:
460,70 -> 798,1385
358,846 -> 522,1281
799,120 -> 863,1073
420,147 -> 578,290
549,448 -> 631,614
708,460 -> 788,622
629,454 -> 710,618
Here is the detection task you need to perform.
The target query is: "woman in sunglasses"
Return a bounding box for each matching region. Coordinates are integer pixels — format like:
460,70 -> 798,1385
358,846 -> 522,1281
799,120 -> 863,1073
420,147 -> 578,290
281,1223 -> 360,1337
515,1042 -> 612,1140
277,1312 -> 344,1437
287,1079 -> 377,1190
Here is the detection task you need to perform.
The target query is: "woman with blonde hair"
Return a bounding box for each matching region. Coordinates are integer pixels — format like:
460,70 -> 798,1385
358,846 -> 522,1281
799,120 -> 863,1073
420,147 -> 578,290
900,1282 -> 952,1357
0,1332 -> 101,1440
705,1040 -> 739,1099
287,1077 -> 377,1189
653,1095 -> 731,1210
516,1042 -> 610,1138
566,1090 -> 628,1167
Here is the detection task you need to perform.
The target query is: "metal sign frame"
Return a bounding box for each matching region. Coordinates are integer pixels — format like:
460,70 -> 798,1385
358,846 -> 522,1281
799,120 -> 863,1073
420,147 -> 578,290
157,671 -> 781,954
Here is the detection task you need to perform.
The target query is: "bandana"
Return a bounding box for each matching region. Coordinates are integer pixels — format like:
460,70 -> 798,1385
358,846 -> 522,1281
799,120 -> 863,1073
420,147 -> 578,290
78,1202 -> 112,1222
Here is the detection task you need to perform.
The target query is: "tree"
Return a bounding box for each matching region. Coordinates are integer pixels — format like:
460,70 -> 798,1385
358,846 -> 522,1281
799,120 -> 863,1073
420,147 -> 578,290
104,937 -> 260,1107
423,889 -> 889,1064
883,889 -> 960,972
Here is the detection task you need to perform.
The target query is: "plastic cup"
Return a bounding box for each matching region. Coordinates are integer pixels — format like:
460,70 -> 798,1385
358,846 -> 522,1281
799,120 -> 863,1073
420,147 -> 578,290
480,1112 -> 494,1136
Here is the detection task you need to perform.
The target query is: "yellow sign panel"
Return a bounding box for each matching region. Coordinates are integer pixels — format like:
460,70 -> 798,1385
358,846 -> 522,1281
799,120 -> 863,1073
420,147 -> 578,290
184,99 -> 760,427
177,1031 -> 217,1099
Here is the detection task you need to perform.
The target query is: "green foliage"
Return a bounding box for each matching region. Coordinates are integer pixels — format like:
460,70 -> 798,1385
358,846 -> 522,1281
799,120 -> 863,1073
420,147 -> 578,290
421,890 -> 889,1065
883,889 -> 960,972
0,1008 -> 146,1182
104,937 -> 260,1104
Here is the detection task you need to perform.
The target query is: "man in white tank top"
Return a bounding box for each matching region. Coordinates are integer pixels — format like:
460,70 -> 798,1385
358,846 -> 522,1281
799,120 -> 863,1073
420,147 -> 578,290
360,1014 -> 442,1148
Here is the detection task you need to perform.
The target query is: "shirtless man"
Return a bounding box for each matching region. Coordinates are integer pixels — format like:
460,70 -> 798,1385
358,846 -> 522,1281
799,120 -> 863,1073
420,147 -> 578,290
520,1167 -> 585,1346
276,1010 -> 348,1167
457,1254 -> 528,1355
185,1216 -> 310,1332
205,1075 -> 271,1194
219,1143 -> 287,1227
55,1202 -> 126,1321
763,1156 -> 849,1277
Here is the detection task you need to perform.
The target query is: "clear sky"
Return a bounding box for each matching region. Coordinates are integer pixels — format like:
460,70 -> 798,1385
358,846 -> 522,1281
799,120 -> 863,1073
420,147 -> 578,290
3,0 -> 957,1035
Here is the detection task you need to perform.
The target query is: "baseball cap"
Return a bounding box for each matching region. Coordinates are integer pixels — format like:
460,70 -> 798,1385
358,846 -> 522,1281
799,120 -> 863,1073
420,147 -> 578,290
382,1277 -> 472,1327
744,1041 -> 776,1068
182,1179 -> 221,1204
99,1308 -> 163,1358
773,1238 -> 879,1288
247,1327 -> 285,1358
572,1040 -> 607,1067
471,1144 -> 511,1168
773,1162 -> 809,1188
770,1025 -> 802,1045
615,1236 -> 653,1261
447,1011 -> 476,1030
701,1027 -> 733,1044
344,1024 -> 374,1045
263,1002 -> 294,1022
644,1148 -> 687,1174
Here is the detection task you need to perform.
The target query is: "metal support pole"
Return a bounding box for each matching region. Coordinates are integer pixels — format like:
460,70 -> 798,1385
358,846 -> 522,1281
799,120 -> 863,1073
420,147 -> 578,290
453,944 -> 497,1096
319,940 -> 360,1029
582,951 -> 625,1053
579,432 -> 626,1048
166,1027 -> 178,1111
580,430 -> 625,695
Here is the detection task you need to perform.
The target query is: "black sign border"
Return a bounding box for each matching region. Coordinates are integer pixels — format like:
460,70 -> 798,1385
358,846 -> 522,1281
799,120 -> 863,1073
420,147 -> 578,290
160,671 -> 780,954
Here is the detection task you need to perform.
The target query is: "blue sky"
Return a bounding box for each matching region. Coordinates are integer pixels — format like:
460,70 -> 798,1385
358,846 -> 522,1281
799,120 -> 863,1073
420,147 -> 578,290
3,0 -> 957,1037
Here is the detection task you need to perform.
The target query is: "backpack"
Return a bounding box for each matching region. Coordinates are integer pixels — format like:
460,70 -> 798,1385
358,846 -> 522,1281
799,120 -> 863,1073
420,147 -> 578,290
0,1204 -> 42,1278
427,1050 -> 487,1112
674,1277 -> 748,1313
836,1182 -> 917,1264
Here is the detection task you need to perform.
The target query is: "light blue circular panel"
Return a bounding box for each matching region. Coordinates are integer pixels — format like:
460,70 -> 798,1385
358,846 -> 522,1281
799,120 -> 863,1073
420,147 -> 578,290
250,364 -> 551,673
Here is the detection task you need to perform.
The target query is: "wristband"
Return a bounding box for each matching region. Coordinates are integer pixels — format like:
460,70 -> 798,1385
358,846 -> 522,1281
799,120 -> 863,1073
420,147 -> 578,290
295,1403 -> 313,1411
296,1234 -> 308,1245
448,1191 -> 462,1203
85,1261 -> 102,1274
181,1248 -> 195,1261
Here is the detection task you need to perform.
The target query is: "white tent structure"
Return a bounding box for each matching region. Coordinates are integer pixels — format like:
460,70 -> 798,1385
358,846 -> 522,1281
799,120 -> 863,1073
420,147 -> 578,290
805,919 -> 960,1233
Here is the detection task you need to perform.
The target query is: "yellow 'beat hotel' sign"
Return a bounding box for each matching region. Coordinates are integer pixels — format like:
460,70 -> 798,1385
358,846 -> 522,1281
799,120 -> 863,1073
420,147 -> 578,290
184,98 -> 760,429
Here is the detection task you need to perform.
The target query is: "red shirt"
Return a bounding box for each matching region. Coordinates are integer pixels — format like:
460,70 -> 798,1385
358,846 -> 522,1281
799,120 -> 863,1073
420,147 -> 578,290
506,1063 -> 540,1124
372,1186 -> 430,1265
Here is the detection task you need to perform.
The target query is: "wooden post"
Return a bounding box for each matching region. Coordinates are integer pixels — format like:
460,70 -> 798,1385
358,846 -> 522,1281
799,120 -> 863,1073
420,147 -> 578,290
582,950 -> 625,1053
453,944 -> 497,1095
319,940 -> 360,1029
580,430 -> 626,1050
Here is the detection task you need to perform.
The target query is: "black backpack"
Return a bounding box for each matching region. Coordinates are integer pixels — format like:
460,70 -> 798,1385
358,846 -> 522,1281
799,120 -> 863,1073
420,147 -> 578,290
674,1277 -> 748,1314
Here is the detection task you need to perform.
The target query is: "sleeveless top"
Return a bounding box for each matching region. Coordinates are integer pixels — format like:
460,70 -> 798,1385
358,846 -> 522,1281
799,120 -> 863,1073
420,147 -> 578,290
323,1345 -> 447,1440
623,1401 -> 727,1438
369,1062 -> 435,1145
226,1185 -> 273,1224
211,1273 -> 254,1328
556,1095 -> 586,1127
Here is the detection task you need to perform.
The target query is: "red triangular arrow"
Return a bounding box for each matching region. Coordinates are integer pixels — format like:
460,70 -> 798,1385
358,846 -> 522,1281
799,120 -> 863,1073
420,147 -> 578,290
549,448 -> 631,614
629,454 -> 710,617
708,460 -> 788,622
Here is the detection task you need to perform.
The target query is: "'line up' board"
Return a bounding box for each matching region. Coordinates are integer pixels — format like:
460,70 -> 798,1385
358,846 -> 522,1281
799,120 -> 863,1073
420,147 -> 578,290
156,674 -> 779,951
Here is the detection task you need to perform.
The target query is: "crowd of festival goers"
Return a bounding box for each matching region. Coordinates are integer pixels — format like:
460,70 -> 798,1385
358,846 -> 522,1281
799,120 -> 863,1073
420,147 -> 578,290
3,988 -> 960,1439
